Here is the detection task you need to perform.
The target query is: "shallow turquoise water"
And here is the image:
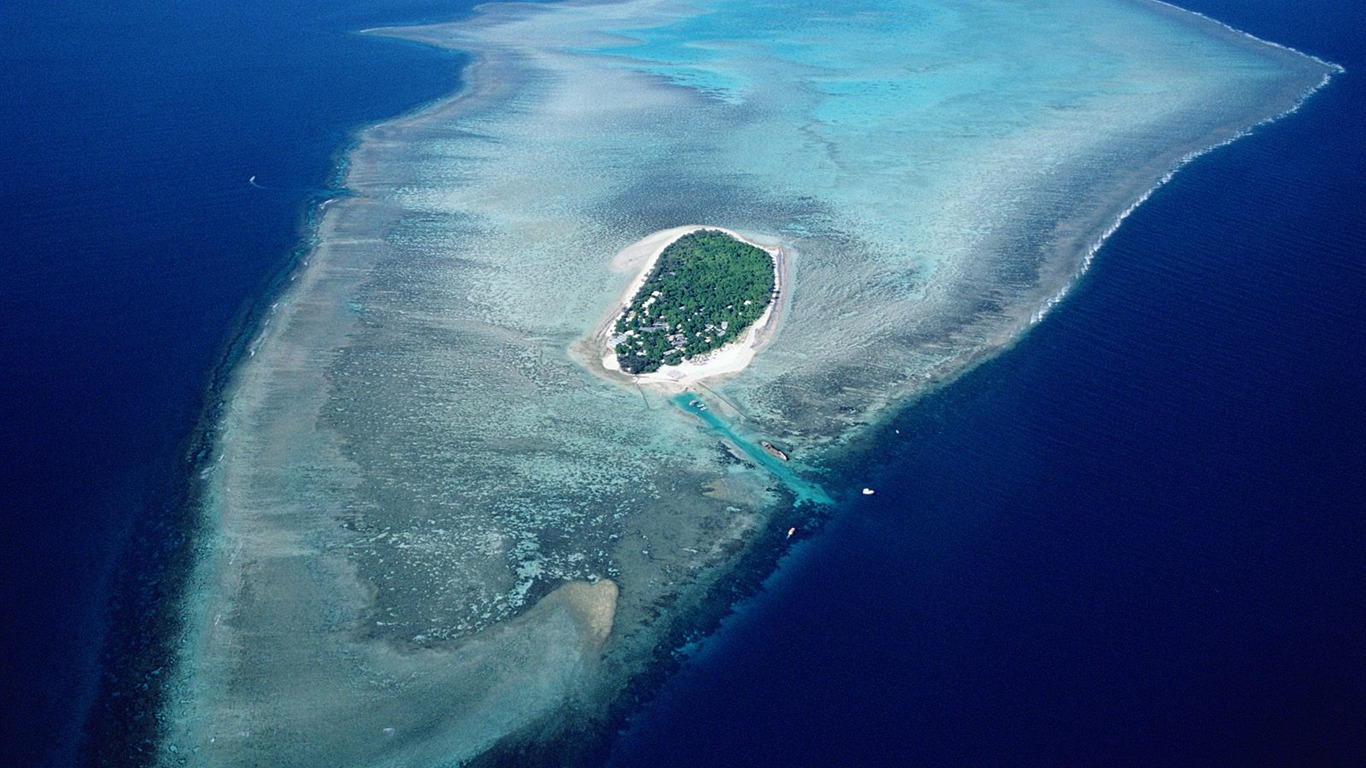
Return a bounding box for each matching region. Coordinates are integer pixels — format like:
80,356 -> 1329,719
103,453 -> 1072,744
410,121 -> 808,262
674,393 -> 831,505
156,0 -> 1334,763
607,4 -> 1366,761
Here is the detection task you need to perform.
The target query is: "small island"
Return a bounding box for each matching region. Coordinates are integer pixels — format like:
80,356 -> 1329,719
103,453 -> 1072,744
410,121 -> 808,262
610,229 -> 777,374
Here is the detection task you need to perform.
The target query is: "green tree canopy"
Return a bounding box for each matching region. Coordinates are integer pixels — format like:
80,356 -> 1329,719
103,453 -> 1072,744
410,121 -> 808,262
613,229 -> 776,374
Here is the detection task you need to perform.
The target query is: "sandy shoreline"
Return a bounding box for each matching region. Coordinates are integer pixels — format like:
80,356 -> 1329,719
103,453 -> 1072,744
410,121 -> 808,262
587,225 -> 791,390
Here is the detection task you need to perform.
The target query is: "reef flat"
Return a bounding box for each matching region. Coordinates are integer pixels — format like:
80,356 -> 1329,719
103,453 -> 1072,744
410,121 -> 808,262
157,0 -> 1336,764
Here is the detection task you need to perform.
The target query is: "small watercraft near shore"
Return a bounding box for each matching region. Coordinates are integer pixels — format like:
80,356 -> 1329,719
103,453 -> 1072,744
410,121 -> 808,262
761,441 -> 789,461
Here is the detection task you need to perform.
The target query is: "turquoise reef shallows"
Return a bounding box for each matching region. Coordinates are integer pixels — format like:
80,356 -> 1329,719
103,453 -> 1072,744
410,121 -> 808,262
157,0 -> 1337,765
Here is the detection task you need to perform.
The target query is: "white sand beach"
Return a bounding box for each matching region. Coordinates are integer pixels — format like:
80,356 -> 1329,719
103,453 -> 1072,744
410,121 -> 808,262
594,225 -> 790,388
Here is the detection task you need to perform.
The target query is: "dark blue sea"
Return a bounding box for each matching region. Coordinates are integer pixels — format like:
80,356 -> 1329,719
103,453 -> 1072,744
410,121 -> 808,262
3,0 -> 1363,766
0,0 -> 471,763
607,1 -> 1366,766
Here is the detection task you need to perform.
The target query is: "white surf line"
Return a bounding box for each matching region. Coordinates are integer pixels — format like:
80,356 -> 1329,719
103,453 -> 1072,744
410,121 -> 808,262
1030,9 -> 1343,326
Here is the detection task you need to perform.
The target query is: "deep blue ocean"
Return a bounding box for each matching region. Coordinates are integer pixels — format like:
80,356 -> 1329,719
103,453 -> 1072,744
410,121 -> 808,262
2,0 -> 1362,766
607,1 -> 1366,766
0,0 -> 471,763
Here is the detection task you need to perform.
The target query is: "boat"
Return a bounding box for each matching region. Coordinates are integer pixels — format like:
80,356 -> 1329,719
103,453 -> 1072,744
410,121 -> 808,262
760,441 -> 789,461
